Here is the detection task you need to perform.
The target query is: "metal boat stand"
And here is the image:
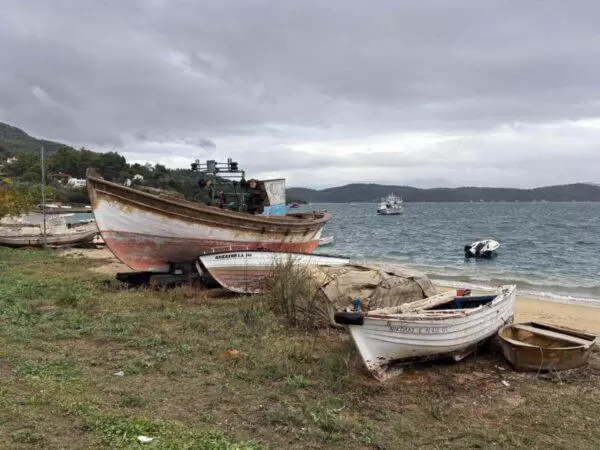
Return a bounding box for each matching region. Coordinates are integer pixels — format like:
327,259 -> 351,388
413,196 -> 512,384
115,261 -> 205,289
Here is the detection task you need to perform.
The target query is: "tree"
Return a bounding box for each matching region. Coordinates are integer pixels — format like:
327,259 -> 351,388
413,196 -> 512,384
0,179 -> 35,218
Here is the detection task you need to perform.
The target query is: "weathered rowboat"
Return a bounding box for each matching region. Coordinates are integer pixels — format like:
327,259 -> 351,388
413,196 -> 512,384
0,221 -> 98,248
86,165 -> 332,272
198,250 -> 350,294
334,285 -> 516,380
498,322 -> 598,371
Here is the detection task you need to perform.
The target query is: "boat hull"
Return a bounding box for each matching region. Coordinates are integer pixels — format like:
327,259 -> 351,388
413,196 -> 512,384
198,250 -> 350,294
345,285 -> 516,380
87,170 -> 331,272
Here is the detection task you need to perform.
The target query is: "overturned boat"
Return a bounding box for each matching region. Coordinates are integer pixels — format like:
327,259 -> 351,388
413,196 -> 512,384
197,250 -> 350,294
498,322 -> 598,371
334,285 -> 516,381
464,239 -> 499,258
86,159 -> 331,272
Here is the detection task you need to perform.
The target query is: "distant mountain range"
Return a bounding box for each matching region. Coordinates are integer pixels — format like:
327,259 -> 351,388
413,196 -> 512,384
3,121 -> 600,203
287,183 -> 600,203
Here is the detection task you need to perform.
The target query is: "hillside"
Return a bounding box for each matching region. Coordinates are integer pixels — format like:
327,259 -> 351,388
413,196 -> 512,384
0,122 -> 65,156
3,121 -> 600,203
287,183 -> 600,203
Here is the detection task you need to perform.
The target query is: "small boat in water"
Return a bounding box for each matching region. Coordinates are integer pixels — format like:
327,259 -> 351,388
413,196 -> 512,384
334,285 -> 516,380
498,322 -> 598,371
377,194 -> 403,215
318,235 -> 334,246
197,250 -> 350,294
464,239 -> 499,258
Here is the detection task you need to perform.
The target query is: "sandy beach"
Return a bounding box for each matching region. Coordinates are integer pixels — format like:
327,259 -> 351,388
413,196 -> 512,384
62,247 -> 600,335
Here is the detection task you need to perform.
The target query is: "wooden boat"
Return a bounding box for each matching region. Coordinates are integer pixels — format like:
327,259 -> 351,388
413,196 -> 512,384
0,220 -> 98,248
498,322 -> 598,371
86,164 -> 332,272
334,285 -> 516,380
197,250 -> 349,294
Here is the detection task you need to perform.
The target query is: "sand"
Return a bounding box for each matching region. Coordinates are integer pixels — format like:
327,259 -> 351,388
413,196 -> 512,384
59,247 -> 600,335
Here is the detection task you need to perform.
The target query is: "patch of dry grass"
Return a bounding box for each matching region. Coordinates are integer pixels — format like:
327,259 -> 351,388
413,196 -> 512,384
1,246 -> 599,448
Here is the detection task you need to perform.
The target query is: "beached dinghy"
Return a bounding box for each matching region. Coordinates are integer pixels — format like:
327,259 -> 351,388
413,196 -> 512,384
464,239 -> 499,259
86,159 -> 331,272
334,285 -> 516,380
0,216 -> 98,248
197,250 -> 350,294
498,322 -> 598,371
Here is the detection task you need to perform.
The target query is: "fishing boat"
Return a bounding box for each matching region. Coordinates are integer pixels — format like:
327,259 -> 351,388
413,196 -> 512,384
334,285 -> 516,380
498,322 -> 598,371
197,250 -> 349,294
377,194 -> 403,215
86,159 -> 332,272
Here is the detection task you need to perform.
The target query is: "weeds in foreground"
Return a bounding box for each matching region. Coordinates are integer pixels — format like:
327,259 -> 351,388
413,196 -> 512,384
264,257 -> 323,331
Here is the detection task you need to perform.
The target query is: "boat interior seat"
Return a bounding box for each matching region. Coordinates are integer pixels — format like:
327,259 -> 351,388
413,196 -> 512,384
512,324 -> 593,346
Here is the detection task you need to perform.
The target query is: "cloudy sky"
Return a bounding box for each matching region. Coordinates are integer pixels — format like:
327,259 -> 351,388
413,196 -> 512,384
1,0 -> 600,188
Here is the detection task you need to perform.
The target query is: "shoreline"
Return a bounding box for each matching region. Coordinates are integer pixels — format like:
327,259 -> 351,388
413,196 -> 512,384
59,247 -> 600,334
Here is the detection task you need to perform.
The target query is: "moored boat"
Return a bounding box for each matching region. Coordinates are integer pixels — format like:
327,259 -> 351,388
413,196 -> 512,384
334,285 -> 516,380
377,194 -> 403,215
86,160 -> 332,272
318,235 -> 334,246
464,239 -> 500,258
498,322 -> 598,371
197,250 -> 350,294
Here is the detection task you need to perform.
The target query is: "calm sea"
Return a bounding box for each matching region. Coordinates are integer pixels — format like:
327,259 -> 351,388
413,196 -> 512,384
311,202 -> 600,306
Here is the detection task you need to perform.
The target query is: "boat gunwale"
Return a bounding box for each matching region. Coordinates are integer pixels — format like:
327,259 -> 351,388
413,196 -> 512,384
86,169 -> 331,230
364,286 -> 515,321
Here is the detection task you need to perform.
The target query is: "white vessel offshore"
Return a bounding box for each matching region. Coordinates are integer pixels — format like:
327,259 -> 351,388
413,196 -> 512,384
377,194 -> 403,215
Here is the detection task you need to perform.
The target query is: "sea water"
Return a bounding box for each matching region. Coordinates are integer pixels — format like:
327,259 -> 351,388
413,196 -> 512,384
312,202 -> 600,306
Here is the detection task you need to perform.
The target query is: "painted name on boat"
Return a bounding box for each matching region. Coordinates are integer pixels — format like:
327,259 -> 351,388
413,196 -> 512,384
214,252 -> 253,259
386,321 -> 448,334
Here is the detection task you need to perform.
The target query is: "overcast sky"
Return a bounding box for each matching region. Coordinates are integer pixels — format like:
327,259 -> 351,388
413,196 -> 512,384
1,0 -> 600,188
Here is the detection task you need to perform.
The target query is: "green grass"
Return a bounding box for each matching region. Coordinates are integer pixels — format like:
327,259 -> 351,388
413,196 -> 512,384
0,247 -> 599,448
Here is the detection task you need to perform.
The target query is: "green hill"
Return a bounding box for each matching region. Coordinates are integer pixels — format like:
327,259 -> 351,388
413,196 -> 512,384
0,122 -> 66,157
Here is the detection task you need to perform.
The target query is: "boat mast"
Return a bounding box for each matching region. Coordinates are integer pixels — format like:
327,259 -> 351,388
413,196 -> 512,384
40,145 -> 47,249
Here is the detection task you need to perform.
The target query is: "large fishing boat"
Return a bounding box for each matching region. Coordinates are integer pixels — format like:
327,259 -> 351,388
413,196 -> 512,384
86,159 -> 331,272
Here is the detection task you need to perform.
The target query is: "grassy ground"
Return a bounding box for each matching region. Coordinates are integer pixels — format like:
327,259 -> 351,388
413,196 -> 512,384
1,247 -> 599,449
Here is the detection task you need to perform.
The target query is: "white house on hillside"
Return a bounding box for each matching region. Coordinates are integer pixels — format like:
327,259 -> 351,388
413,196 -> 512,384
67,177 -> 87,188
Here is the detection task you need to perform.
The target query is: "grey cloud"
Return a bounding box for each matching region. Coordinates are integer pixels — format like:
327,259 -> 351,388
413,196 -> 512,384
1,0 -> 600,187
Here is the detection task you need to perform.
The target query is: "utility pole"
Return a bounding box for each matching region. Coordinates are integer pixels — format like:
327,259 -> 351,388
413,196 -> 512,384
41,145 -> 47,248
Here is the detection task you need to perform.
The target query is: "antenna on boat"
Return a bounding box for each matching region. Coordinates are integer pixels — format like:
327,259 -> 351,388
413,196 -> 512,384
40,145 -> 47,249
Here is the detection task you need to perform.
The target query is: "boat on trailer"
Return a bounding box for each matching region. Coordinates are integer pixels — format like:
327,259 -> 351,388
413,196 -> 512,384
334,285 -> 516,381
86,159 -> 331,272
498,321 -> 598,371
197,250 -> 350,294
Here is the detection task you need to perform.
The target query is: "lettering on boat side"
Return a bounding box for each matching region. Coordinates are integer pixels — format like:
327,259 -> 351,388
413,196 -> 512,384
385,321 -> 448,334
214,253 -> 253,259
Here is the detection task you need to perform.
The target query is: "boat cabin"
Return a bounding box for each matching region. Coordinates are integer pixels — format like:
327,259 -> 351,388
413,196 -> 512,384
191,158 -> 286,216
